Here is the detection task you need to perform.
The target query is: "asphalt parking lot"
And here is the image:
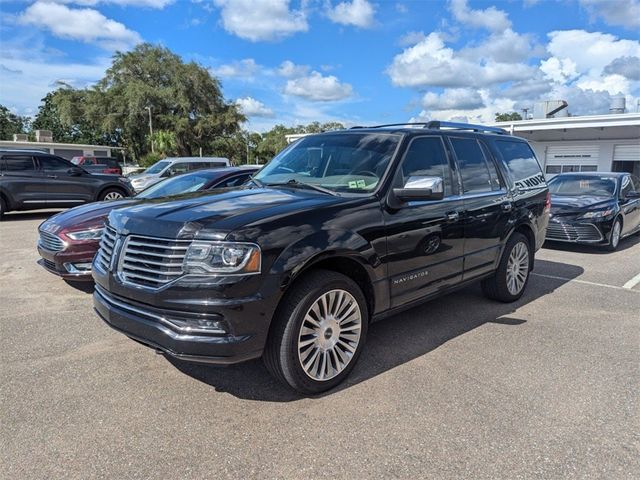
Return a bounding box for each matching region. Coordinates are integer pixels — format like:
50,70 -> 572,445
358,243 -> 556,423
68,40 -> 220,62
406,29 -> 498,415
1,210 -> 639,479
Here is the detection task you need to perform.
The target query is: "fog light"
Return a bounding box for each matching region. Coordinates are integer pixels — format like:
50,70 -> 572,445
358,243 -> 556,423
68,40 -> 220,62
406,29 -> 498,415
165,316 -> 227,335
64,262 -> 93,273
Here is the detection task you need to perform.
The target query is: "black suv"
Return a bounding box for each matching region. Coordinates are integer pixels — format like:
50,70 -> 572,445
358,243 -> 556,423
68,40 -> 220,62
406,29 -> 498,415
0,150 -> 134,218
92,122 -> 550,394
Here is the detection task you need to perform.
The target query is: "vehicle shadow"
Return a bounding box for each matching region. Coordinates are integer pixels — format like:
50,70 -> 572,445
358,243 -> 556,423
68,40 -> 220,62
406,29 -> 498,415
168,258 -> 583,402
2,210 -> 63,222
544,232 -> 639,254
64,280 -> 95,294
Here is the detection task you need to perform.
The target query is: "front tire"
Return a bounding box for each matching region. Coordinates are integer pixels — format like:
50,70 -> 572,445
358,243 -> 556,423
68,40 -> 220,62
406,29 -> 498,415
99,188 -> 125,201
264,270 -> 368,395
482,232 -> 531,303
605,218 -> 622,251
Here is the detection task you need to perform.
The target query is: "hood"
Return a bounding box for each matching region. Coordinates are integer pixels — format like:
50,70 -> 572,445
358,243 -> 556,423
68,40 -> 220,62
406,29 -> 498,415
550,194 -> 616,214
41,199 -> 138,234
108,186 -> 344,239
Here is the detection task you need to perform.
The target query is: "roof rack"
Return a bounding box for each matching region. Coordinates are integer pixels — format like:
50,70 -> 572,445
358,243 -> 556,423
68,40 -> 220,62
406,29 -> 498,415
426,121 -> 509,135
350,121 -> 509,135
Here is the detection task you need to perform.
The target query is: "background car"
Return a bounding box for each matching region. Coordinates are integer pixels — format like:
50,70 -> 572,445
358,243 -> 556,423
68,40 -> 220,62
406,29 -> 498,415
0,149 -> 134,218
71,156 -> 123,175
37,166 -> 258,280
129,157 -> 230,192
545,172 -> 640,250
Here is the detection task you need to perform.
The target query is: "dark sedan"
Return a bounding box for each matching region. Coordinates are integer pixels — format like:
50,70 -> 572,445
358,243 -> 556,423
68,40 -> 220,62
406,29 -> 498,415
37,166 -> 259,280
545,172 -> 640,250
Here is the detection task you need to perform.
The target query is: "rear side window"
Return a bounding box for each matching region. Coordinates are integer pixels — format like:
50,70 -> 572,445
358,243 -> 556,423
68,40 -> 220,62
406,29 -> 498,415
2,155 -> 36,172
214,173 -> 251,188
450,138 -> 495,194
399,136 -> 453,196
495,141 -> 546,191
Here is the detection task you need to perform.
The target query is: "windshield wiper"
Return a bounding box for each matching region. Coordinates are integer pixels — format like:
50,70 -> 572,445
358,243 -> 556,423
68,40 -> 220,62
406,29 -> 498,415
267,179 -> 340,196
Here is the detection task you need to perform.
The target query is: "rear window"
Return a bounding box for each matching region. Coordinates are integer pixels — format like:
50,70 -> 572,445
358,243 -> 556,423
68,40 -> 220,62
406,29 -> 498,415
495,141 -> 546,191
2,155 -> 36,172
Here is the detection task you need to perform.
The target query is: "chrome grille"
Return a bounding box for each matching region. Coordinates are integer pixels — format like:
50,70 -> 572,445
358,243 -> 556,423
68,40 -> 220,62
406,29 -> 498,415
38,231 -> 65,252
118,235 -> 190,288
546,222 -> 603,242
95,226 -> 117,272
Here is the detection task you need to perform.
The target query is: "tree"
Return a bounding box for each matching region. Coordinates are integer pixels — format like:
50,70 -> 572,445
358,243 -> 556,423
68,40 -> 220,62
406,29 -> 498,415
495,112 -> 523,122
150,130 -> 177,157
82,44 -> 245,160
0,105 -> 28,140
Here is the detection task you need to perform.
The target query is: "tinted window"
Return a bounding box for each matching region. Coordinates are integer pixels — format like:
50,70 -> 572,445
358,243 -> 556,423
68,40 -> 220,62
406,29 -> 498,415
400,137 -> 453,196
547,175 -> 616,197
213,173 -> 251,188
136,171 -> 213,199
187,162 -> 209,171
3,155 -> 36,172
451,138 -> 493,194
620,175 -> 633,198
39,156 -> 72,171
495,141 -> 546,191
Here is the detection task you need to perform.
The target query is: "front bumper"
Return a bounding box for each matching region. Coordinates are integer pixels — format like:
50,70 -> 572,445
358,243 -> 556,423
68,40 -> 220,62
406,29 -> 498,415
93,284 -> 265,364
545,217 -> 613,245
37,243 -> 98,280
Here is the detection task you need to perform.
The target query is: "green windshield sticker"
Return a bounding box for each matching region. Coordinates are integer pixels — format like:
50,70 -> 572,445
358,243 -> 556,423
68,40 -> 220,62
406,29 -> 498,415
348,181 -> 358,188
357,179 -> 366,188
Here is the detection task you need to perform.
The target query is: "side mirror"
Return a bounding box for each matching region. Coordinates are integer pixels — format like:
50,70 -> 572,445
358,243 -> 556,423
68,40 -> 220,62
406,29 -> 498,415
392,176 -> 445,204
67,167 -> 83,176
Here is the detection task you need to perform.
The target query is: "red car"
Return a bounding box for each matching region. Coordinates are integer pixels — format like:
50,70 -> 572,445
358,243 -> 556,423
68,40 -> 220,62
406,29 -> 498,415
71,156 -> 123,175
37,166 -> 259,281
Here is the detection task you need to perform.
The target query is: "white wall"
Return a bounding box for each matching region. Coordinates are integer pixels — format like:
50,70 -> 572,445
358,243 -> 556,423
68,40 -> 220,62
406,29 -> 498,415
529,138 -> 639,172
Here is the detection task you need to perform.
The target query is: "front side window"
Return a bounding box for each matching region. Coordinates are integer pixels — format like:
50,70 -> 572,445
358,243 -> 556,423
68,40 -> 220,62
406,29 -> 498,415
451,138 -> 493,194
254,133 -> 401,193
214,174 -> 251,188
620,175 -> 632,199
39,156 -> 72,172
398,136 -> 453,196
547,175 -> 616,197
3,155 -> 36,172
167,163 -> 189,176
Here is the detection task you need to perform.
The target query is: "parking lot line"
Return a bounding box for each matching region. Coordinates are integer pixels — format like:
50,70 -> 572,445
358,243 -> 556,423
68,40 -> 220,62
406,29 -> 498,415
532,272 -> 639,292
622,272 -> 640,290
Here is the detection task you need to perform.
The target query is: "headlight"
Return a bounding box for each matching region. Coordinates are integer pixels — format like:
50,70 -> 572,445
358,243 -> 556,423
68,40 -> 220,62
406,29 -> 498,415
579,208 -> 614,219
66,228 -> 105,241
183,241 -> 261,275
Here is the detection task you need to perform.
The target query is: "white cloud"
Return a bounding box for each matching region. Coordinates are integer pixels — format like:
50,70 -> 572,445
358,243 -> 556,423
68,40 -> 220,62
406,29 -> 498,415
604,56 -> 640,81
461,29 -> 542,63
19,1 -> 141,50
411,90 -> 516,124
210,58 -> 262,78
52,0 -> 173,7
284,71 -> 353,101
327,0 -> 376,28
213,0 -> 308,42
277,60 -> 309,77
0,54 -> 109,115
386,32 -> 534,88
540,57 -> 579,83
236,97 -> 274,117
421,88 -> 485,110
449,0 -> 511,32
578,0 -> 640,29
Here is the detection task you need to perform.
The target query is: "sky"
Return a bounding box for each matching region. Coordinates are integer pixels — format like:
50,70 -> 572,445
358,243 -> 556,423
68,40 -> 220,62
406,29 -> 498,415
1,0 -> 639,132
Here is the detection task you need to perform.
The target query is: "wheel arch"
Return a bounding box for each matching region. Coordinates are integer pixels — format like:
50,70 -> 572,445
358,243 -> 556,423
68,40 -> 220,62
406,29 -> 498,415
96,184 -> 127,201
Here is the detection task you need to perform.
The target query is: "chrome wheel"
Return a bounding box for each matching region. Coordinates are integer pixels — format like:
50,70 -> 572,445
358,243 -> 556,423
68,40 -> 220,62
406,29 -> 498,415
103,191 -> 124,201
506,241 -> 529,296
611,221 -> 621,248
297,289 -> 362,382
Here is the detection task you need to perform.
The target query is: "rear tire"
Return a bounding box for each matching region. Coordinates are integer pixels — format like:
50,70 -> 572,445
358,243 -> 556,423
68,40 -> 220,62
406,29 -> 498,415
0,196 -> 6,220
605,218 -> 622,251
264,269 -> 368,395
482,232 -> 531,303
99,188 -> 125,201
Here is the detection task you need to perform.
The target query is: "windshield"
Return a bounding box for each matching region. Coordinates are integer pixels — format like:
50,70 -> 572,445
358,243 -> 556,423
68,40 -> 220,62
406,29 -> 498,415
144,160 -> 171,175
254,133 -> 401,193
136,171 -> 213,199
548,175 -> 616,197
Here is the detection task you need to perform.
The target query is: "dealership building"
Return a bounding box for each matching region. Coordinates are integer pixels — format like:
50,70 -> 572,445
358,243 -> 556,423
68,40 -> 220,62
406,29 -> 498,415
0,130 -> 120,160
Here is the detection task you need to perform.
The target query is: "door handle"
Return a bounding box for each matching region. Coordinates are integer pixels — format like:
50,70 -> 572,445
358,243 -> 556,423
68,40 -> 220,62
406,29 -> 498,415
446,211 -> 460,222
47,175 -> 57,179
